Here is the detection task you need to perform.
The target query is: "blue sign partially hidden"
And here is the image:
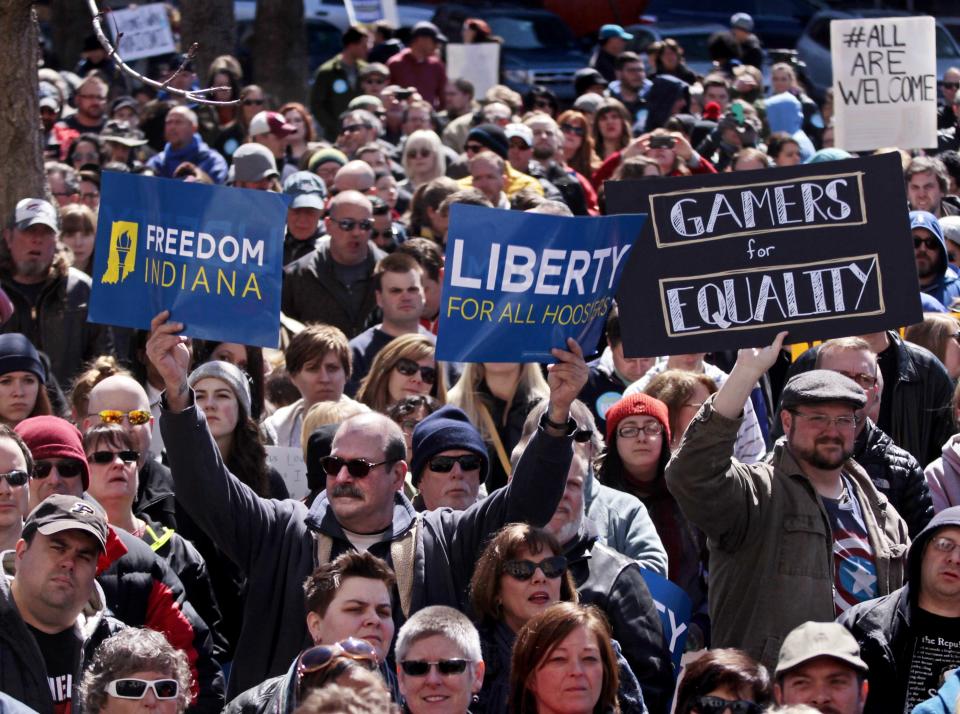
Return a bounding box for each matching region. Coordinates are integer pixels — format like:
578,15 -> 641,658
639,568 -> 693,676
89,172 -> 289,347
436,205 -> 646,362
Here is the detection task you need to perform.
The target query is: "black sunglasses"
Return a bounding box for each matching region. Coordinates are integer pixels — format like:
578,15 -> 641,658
33,460 -> 84,479
944,82 -> 960,90
394,357 -> 436,384
319,455 -> 391,477
242,98 -> 265,106
332,218 -> 373,232
88,450 -> 140,465
502,555 -> 567,580
560,123 -> 586,137
428,454 -> 482,472
400,659 -> 470,676
0,470 -> 28,487
687,696 -> 760,714
371,227 -> 397,240
915,236 -> 939,250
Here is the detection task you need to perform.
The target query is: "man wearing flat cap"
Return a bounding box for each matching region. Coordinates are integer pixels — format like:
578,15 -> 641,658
666,331 -> 909,670
773,621 -> 869,714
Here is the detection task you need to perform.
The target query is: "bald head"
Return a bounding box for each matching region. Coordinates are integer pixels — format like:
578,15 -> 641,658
84,375 -> 153,466
333,411 -> 405,454
334,160 -> 376,192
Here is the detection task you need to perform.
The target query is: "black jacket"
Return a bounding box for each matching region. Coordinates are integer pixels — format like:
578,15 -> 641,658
565,522 -> 674,714
853,418 -> 934,538
136,458 -> 177,529
160,393 -> 573,697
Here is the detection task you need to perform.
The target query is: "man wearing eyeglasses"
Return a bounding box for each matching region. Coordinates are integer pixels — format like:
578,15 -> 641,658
910,210 -> 960,309
282,190 -> 387,339
938,67 -> 960,131
815,337 -> 934,538
666,331 -> 909,671
839,506 -> 960,714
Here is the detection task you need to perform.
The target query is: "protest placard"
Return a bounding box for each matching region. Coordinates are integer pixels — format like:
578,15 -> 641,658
343,0 -> 399,26
435,204 -> 646,362
108,3 -> 177,61
831,15 -> 937,151
605,153 -> 922,357
265,446 -> 309,500
639,569 -> 692,676
89,172 -> 288,347
446,44 -> 501,98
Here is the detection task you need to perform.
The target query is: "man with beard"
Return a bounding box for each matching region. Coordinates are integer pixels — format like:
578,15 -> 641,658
523,113 -> 594,215
665,332 -> 909,671
911,210 -> 960,308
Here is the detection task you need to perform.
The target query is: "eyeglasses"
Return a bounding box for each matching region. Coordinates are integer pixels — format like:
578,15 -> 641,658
573,427 -> 593,444
502,555 -> 567,580
915,236 -> 940,250
332,217 -> 373,232
789,411 -> 859,431
688,696 -> 760,714
560,123 -> 586,137
406,148 -> 433,159
92,409 -> 152,426
77,94 -> 107,102
464,142 -> 485,154
363,76 -> 388,85
80,192 -> 100,201
340,123 -> 371,134
371,227 -> 397,240
944,82 -> 960,90
618,423 -> 664,439
428,454 -> 482,472
242,98 -> 265,106
834,370 -> 878,390
298,638 -> 379,677
0,470 -> 28,487
319,455 -> 391,477
73,152 -> 99,162
106,679 -> 179,700
400,659 -> 470,676
509,140 -> 531,150
533,100 -> 554,110
394,357 -> 436,385
930,536 -> 960,554
33,460 -> 85,479
88,450 -> 140,465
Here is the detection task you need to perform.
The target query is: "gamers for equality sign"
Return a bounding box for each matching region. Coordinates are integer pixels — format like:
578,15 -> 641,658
605,153 -> 922,357
89,172 -> 288,347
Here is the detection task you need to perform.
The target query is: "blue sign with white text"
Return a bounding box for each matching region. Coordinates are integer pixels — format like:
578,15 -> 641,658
640,568 -> 692,676
436,204 -> 646,362
89,172 -> 289,347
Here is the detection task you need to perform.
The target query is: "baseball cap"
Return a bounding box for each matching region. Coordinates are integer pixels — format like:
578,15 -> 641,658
731,12 -> 755,32
360,63 -> 390,79
283,171 -> 327,210
599,24 -> 633,41
38,82 -> 61,112
505,123 -> 533,147
348,94 -> 385,113
232,143 -> 279,183
249,111 -> 296,138
22,494 -> 108,552
14,198 -> 58,232
775,621 -> 868,677
411,21 -> 448,43
110,95 -> 141,117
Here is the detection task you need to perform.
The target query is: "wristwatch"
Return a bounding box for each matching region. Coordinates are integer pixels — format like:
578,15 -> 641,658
540,412 -> 578,435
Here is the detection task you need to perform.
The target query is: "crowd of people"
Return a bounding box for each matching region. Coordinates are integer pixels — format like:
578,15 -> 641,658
7,7 -> 960,714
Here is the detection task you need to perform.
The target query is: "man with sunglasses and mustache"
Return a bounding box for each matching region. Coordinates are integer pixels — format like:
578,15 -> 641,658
911,210 -> 960,309
148,310 -> 585,698
282,190 -> 387,339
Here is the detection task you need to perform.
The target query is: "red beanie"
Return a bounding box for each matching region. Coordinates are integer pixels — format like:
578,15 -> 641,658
605,393 -> 671,444
702,101 -> 722,121
16,415 -> 90,490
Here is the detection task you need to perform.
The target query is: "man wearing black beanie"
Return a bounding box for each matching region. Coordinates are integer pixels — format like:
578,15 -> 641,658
410,405 -> 489,511
459,124 -> 544,201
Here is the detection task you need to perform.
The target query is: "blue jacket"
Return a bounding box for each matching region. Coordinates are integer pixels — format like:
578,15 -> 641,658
147,134 -> 228,184
913,670 -> 960,713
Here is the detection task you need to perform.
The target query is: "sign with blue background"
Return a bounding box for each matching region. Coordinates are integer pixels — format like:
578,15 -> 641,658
436,205 -> 646,362
89,172 -> 289,347
639,568 -> 692,676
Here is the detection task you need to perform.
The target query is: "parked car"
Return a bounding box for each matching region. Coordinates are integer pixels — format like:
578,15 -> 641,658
432,5 -> 589,101
234,0 -> 436,32
796,10 -> 960,102
234,16 -> 342,79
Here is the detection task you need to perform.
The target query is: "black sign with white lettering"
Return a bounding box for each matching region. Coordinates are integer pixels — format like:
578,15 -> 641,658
605,153 -> 922,356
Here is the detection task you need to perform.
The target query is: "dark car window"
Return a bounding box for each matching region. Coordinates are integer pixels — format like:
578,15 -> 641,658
486,15 -> 575,50
937,25 -> 960,59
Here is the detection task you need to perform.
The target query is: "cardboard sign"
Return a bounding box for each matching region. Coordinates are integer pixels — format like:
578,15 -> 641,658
605,153 -> 922,357
343,0 -> 399,26
265,446 -> 308,500
639,569 -> 692,676
108,3 -> 177,61
435,204 -> 646,362
831,16 -> 937,151
89,172 -> 288,348
446,44 -> 501,99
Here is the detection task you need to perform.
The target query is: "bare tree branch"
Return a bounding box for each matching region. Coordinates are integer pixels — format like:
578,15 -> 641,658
86,0 -> 239,106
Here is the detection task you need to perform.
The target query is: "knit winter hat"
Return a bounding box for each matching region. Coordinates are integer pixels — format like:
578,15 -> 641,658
188,360 -> 252,418
16,415 -> 89,490
467,124 -> 509,159
0,333 -> 45,383
410,405 -> 489,487
305,422 -> 339,491
308,147 -> 348,173
604,393 -> 671,444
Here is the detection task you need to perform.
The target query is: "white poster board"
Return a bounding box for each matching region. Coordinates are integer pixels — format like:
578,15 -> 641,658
446,44 -> 501,98
265,445 -> 309,500
343,0 -> 399,27
108,3 -> 177,61
830,16 -> 937,151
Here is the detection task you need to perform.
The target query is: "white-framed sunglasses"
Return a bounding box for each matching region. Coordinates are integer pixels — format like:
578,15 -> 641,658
106,678 -> 180,700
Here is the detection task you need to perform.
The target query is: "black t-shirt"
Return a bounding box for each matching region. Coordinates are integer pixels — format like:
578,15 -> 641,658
27,623 -> 82,714
12,279 -> 45,307
900,608 -> 960,712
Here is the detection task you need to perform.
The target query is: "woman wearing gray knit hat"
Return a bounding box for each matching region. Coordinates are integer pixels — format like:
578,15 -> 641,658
188,360 -> 288,500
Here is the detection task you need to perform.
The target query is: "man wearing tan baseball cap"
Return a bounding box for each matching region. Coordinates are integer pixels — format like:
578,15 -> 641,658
774,621 -> 869,714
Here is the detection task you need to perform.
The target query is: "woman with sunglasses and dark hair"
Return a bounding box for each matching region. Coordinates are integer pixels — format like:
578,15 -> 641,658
673,648 -> 772,714
593,99 -> 632,161
387,394 -> 442,464
356,334 -> 446,414
469,524 -> 643,714
81,628 -> 193,714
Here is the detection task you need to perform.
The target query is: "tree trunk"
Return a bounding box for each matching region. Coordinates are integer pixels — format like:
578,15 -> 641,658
252,0 -> 307,105
0,1 -> 45,224
50,0 -> 90,73
179,0 -> 236,83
